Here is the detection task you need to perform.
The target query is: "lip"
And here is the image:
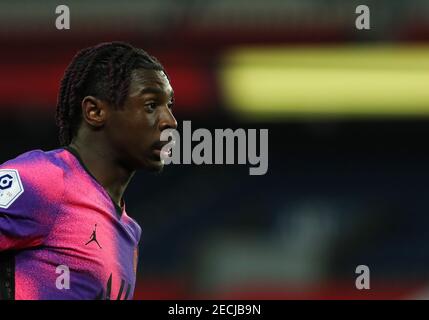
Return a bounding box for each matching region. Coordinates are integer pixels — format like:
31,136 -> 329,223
152,139 -> 175,159
152,147 -> 171,159
153,149 -> 161,158
153,139 -> 175,150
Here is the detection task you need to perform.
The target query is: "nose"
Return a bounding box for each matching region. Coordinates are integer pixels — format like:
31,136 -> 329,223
158,105 -> 178,132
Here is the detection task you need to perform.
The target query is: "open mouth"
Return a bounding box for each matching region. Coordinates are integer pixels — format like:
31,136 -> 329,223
153,147 -> 171,159
152,142 -> 173,159
152,138 -> 175,161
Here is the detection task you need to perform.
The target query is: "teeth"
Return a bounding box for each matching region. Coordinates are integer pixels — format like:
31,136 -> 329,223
160,149 -> 171,160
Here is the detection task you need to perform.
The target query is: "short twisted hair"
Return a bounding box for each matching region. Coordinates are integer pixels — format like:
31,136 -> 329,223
55,42 -> 165,146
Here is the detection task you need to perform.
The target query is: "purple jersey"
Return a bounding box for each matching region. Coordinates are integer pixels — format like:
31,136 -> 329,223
0,147 -> 141,300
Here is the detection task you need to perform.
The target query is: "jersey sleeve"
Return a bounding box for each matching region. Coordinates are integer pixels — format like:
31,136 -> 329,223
0,154 -> 63,251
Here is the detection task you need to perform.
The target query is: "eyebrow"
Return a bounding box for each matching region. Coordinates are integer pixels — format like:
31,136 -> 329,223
139,87 -> 174,99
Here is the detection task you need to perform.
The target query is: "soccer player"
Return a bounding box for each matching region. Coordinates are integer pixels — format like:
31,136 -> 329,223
0,42 -> 177,300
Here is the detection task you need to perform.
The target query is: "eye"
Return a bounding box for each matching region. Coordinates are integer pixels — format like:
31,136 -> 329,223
145,102 -> 157,112
167,101 -> 174,110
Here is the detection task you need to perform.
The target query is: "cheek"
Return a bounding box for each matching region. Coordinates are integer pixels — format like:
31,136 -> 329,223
109,108 -> 158,147
125,109 -> 154,130
130,112 -> 158,143
144,111 -> 158,128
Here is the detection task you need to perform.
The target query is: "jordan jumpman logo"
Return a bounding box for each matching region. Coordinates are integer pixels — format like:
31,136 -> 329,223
85,224 -> 102,249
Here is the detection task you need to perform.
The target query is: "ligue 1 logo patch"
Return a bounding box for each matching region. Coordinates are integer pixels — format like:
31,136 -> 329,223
0,169 -> 24,209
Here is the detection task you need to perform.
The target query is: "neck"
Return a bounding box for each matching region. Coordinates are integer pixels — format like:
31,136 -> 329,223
68,139 -> 135,207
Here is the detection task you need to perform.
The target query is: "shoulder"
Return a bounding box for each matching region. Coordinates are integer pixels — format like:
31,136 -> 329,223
1,148 -> 67,169
0,149 -> 67,210
122,212 -> 142,244
0,149 -> 67,184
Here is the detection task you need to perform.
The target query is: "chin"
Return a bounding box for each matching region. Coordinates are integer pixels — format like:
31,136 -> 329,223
142,159 -> 164,173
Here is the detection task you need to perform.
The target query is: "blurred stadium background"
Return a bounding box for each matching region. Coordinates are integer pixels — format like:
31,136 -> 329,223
1,0 -> 429,299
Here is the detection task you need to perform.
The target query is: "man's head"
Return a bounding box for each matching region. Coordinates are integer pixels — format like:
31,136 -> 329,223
56,42 -> 177,172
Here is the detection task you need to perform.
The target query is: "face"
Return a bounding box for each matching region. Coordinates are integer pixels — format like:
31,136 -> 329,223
105,69 -> 177,172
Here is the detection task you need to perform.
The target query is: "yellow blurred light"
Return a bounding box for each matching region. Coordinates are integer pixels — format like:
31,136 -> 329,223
219,46 -> 429,120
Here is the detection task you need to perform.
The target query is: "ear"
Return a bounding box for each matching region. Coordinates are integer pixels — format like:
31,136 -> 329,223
81,96 -> 108,128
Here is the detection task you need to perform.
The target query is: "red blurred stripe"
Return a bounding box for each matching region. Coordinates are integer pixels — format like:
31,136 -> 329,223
133,281 -> 426,300
134,278 -> 190,300
167,66 -> 217,112
0,64 -> 63,108
0,63 -> 216,112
